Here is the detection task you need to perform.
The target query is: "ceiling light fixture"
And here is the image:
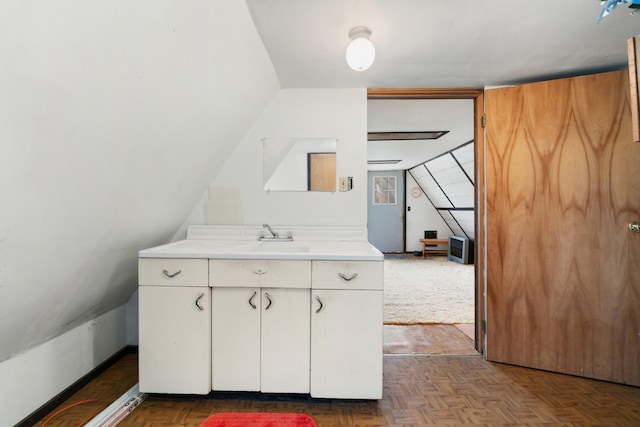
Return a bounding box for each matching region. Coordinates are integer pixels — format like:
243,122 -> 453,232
346,26 -> 375,71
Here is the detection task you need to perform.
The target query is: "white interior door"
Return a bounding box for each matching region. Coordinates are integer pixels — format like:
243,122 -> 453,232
367,170 -> 405,252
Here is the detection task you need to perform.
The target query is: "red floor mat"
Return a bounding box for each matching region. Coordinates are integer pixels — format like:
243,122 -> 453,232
200,412 -> 316,427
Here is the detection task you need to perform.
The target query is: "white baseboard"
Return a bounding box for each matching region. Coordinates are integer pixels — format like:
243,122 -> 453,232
0,306 -> 127,426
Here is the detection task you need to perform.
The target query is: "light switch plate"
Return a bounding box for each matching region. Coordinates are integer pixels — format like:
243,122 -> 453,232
338,176 -> 353,192
339,177 -> 348,191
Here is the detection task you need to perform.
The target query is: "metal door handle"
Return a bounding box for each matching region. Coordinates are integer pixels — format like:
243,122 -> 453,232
264,292 -> 273,310
315,296 -> 324,313
162,269 -> 182,278
254,269 -> 267,275
629,222 -> 640,233
248,291 -> 257,309
338,272 -> 358,281
195,293 -> 205,311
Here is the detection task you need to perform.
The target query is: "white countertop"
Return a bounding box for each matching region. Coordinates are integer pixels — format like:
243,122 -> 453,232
139,239 -> 384,261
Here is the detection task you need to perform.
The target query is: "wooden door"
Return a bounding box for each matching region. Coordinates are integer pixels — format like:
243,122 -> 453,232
260,288 -> 310,394
485,70 -> 640,386
211,287 -> 261,391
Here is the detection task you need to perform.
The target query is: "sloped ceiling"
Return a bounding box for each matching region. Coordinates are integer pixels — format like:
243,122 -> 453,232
0,0 -> 279,362
410,142 -> 476,240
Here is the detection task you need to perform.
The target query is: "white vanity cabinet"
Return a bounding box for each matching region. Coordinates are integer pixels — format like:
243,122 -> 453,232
138,259 -> 211,394
209,260 -> 311,394
138,229 -> 384,399
310,260 -> 384,399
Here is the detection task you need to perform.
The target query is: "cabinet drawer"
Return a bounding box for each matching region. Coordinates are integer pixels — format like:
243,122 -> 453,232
312,260 -> 383,290
139,258 -> 208,286
209,260 -> 311,288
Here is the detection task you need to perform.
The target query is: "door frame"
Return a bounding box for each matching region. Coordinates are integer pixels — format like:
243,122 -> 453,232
368,88 -> 486,354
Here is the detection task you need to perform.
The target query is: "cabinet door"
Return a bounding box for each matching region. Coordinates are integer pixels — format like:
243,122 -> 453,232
211,287 -> 261,391
139,286 -> 211,394
311,290 -> 383,399
261,288 -> 310,393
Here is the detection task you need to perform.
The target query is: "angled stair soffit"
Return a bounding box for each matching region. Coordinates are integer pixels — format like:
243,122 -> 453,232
409,141 -> 475,240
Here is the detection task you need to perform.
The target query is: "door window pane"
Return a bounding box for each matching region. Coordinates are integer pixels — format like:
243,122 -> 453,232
373,176 -> 397,205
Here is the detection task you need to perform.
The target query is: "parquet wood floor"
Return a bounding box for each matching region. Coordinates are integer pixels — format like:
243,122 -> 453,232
383,324 -> 477,355
33,326 -> 640,427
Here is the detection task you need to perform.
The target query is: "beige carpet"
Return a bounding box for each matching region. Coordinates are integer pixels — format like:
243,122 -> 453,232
383,254 -> 474,324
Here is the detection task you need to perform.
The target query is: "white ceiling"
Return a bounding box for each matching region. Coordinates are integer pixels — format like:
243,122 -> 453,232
246,0 -> 640,89
367,99 -> 474,171
246,0 -> 640,170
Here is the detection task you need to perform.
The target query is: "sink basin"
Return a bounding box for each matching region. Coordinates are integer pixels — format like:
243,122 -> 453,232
253,245 -> 310,253
229,242 -> 310,254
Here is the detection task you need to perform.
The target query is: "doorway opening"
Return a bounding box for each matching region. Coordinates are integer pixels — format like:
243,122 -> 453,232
367,88 -> 485,355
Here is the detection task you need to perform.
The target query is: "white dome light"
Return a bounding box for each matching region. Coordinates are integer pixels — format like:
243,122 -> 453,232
346,26 -> 375,72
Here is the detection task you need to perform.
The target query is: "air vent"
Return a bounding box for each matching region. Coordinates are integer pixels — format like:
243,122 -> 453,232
368,131 -> 448,141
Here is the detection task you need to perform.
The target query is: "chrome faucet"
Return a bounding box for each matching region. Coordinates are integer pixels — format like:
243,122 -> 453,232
263,223 -> 278,238
260,224 -> 294,241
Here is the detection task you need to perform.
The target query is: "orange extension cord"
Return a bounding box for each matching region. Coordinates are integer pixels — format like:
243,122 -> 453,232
40,398 -> 100,427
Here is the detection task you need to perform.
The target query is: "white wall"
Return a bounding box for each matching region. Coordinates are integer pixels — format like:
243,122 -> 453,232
405,173 -> 452,252
0,0 -> 279,422
126,291 -> 139,346
0,307 -> 127,426
128,88 -> 367,346
179,88 -> 368,232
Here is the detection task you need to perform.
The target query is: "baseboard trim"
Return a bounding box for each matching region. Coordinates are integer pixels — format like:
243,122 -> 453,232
15,345 -> 138,427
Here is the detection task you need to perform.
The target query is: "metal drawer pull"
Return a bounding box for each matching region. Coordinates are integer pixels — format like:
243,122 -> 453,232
264,292 -> 273,310
315,296 -> 324,313
338,272 -> 358,281
254,269 -> 267,275
162,269 -> 182,278
195,293 -> 205,311
248,291 -> 257,309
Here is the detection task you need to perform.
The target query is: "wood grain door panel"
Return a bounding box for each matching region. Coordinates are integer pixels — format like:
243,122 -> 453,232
485,70 -> 640,386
